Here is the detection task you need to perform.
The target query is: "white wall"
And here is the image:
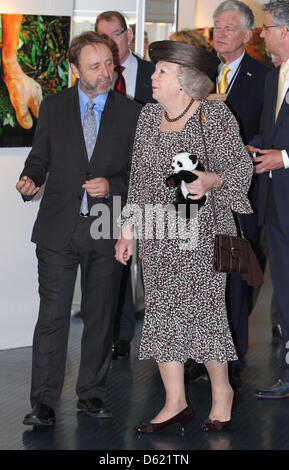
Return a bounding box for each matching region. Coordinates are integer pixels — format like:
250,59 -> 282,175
73,0 -> 145,56
0,0 -> 73,349
177,0 -> 196,30
0,152 -> 41,349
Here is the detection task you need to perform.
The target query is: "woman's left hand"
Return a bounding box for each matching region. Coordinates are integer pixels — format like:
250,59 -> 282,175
185,171 -> 222,199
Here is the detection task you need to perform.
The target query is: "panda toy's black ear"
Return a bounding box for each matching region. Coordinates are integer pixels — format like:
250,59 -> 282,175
189,155 -> 198,164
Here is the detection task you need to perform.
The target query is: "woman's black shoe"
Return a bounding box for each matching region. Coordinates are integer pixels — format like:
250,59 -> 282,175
134,406 -> 194,434
201,418 -> 231,432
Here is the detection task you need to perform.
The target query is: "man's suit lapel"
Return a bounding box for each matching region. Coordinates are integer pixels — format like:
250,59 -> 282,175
71,84 -> 116,166
270,67 -> 280,125
89,90 -> 115,167
70,84 -> 89,163
227,53 -> 254,100
275,67 -> 289,130
265,66 -> 289,135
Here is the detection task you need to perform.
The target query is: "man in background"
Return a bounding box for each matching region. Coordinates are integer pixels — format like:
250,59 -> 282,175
248,0 -> 289,399
95,10 -> 154,105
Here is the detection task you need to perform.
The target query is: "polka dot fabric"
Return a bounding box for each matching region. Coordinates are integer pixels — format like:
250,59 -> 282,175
121,100 -> 253,364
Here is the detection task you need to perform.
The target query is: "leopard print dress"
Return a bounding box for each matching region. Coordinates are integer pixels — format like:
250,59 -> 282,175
121,100 -> 253,364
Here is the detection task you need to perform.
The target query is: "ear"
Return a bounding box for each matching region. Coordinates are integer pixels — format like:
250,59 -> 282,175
280,25 -> 289,40
189,154 -> 197,164
70,62 -> 80,79
243,29 -> 253,45
127,27 -> 133,45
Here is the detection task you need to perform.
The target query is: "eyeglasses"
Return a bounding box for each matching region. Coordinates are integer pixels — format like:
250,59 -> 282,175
111,29 -> 127,40
100,29 -> 127,41
262,24 -> 281,31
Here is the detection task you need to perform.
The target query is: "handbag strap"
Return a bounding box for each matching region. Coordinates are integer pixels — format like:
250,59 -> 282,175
198,103 -> 245,238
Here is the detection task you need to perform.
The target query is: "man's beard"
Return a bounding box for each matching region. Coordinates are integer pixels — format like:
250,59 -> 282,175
81,76 -> 112,96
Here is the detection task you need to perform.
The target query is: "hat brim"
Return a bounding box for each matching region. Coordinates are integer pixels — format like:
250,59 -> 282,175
148,40 -> 219,80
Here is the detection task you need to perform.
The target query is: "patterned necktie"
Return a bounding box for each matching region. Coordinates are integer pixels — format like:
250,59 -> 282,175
80,100 -> 97,214
217,65 -> 231,94
114,65 -> 126,95
275,62 -> 289,121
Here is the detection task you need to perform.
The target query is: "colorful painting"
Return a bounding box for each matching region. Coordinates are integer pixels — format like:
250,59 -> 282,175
245,27 -> 273,68
0,14 -> 70,147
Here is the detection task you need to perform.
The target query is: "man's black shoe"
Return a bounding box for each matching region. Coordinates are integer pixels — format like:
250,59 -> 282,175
23,403 -> 56,426
272,325 -> 282,342
77,398 -> 112,418
254,379 -> 289,399
112,339 -> 130,359
229,366 -> 242,391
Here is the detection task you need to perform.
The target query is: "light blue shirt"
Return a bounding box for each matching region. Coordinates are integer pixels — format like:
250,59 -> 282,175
217,50 -> 245,93
78,83 -> 110,208
78,81 -> 108,133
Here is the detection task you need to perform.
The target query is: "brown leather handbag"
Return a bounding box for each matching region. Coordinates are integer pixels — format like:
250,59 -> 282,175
199,106 -> 263,287
214,233 -> 249,273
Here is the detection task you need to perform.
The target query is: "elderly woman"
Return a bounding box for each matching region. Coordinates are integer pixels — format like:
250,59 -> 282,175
115,40 -> 253,433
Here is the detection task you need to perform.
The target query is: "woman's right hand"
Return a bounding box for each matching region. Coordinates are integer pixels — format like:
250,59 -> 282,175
115,226 -> 134,265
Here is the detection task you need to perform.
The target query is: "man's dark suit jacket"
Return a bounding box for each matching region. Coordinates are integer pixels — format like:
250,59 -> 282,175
221,52 -> 270,212
224,51 -> 269,144
250,66 -> 289,231
134,54 -> 155,105
21,86 -> 141,251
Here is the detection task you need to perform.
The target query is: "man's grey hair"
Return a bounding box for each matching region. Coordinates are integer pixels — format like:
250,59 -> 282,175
263,0 -> 289,30
178,66 -> 212,100
213,0 -> 255,31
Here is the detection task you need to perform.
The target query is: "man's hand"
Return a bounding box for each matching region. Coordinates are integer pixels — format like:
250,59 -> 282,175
16,175 -> 39,196
253,149 -> 284,174
82,177 -> 109,198
246,145 -> 260,155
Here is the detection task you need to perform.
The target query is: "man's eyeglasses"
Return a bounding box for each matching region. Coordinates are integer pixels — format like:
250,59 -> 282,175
100,29 -> 127,41
262,24 -> 282,31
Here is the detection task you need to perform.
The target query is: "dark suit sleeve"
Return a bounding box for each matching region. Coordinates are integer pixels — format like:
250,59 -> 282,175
120,105 -> 149,227
106,103 -> 141,201
20,98 -> 51,189
248,75 -> 269,149
134,56 -> 155,105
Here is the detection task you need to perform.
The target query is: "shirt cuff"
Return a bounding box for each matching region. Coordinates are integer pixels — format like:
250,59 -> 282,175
282,150 -> 289,169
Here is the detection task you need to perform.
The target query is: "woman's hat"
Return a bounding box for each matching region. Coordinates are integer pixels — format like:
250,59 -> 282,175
148,40 -> 219,80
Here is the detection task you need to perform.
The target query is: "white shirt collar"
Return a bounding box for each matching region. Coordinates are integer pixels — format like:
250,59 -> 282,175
218,50 -> 245,81
122,51 -> 135,69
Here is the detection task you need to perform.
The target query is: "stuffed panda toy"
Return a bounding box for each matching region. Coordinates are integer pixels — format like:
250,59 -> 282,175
165,152 -> 207,218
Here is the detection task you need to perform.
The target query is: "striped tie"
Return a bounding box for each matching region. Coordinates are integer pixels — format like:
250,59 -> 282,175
80,100 -> 97,214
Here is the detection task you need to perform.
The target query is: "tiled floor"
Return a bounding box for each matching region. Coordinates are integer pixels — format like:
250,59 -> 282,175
1,264 -> 289,451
